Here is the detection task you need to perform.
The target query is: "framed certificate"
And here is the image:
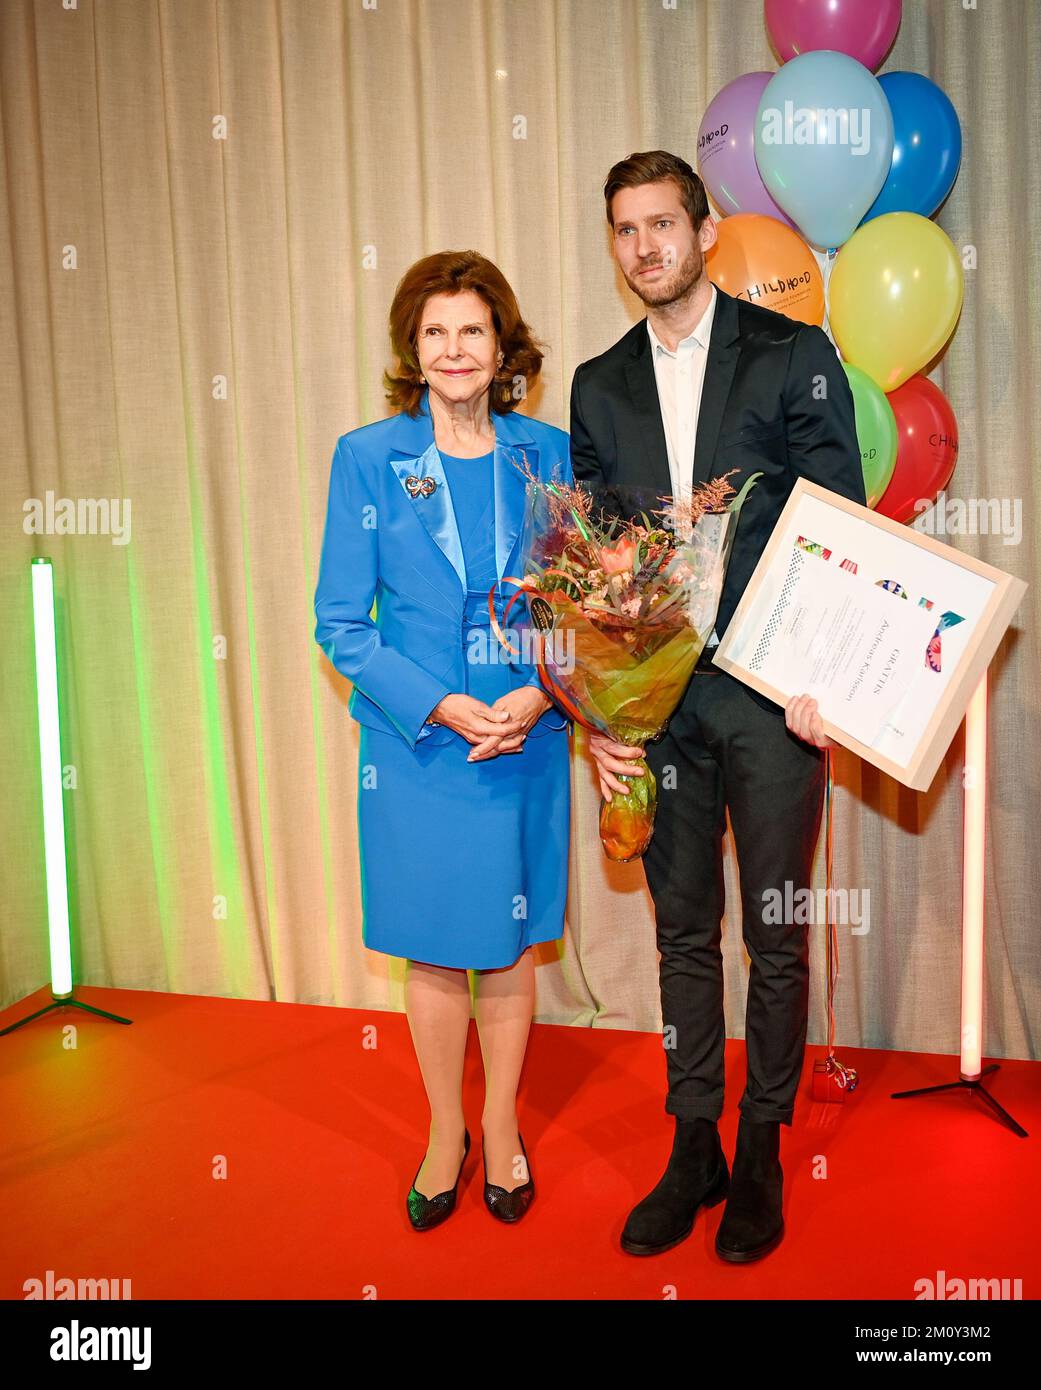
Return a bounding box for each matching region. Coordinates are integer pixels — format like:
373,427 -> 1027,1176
712,478 -> 1028,790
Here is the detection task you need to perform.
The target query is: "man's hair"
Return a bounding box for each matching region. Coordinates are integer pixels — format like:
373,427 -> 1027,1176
603,150 -> 710,231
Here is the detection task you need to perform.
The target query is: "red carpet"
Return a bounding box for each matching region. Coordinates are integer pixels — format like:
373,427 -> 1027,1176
1,986 -> 1036,1300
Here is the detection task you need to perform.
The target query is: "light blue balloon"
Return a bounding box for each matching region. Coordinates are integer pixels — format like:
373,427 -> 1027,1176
753,50 -> 894,251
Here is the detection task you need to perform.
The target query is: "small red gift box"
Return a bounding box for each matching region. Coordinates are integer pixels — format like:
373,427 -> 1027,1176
812,1057 -> 849,1104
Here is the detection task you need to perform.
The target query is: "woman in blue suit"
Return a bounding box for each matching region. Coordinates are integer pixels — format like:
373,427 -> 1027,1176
314,251 -> 572,1231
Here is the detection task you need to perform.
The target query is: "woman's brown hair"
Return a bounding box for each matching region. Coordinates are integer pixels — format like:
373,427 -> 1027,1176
384,250 -> 544,416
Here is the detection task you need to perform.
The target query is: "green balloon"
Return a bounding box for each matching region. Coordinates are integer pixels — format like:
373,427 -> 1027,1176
842,362 -> 898,507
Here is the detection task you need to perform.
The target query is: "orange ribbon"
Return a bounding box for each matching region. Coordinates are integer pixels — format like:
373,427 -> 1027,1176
487,575 -> 601,733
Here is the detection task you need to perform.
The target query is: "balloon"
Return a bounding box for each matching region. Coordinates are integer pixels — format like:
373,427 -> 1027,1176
706,213 -> 825,324
829,212 -> 964,390
842,364 -> 898,507
874,375 -> 959,524
862,73 -> 962,221
754,51 -> 894,250
765,0 -> 902,72
698,72 -> 798,226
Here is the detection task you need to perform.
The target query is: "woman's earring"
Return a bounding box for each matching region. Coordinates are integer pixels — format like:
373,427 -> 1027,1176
419,374 -> 426,383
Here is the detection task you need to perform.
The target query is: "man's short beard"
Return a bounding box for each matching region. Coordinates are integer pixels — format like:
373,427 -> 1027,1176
628,242 -> 705,307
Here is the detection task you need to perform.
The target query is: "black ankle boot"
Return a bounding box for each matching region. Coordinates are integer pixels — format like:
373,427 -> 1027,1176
620,1117 -> 730,1256
715,1115 -> 784,1263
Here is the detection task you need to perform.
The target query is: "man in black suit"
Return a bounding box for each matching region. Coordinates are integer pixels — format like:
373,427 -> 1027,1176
570,150 -> 865,1262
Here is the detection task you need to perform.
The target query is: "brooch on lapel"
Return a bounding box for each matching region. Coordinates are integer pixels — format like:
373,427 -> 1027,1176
404,475 -> 438,499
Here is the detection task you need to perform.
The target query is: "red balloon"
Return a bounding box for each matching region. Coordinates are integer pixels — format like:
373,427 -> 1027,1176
875,375 -> 959,525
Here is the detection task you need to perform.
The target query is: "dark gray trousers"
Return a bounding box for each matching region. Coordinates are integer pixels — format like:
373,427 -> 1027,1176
642,665 -> 826,1126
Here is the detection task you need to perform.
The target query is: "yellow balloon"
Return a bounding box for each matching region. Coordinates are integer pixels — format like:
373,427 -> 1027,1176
829,213 -> 964,392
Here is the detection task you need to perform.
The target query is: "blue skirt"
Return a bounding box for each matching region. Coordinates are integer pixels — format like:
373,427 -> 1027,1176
356,635 -> 571,970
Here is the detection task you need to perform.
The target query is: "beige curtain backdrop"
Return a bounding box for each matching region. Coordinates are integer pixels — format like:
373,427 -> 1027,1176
2,0 -> 1038,1061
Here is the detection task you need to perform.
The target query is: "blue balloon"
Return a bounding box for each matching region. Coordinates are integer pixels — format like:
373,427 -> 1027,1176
754,51 -> 894,252
861,72 -> 962,222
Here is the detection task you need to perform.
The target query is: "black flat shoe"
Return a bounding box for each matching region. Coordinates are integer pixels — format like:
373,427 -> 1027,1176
482,1131 -> 534,1223
406,1129 -> 471,1231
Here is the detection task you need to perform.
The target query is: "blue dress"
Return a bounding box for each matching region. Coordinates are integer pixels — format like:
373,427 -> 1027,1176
356,449 -> 571,969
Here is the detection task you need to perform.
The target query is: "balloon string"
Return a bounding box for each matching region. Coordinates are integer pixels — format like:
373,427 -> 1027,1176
823,748 -> 858,1093
826,747 -> 835,1056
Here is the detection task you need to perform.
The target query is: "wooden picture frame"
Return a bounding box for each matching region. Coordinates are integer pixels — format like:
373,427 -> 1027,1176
712,478 -> 1028,791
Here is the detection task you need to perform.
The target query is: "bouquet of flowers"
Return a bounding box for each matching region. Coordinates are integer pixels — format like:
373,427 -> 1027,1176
492,464 -> 758,862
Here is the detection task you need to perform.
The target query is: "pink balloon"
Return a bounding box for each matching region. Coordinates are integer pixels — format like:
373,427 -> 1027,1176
698,72 -> 798,227
765,0 -> 902,73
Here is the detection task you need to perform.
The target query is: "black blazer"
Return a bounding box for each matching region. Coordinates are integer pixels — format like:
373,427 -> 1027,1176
569,287 -> 866,713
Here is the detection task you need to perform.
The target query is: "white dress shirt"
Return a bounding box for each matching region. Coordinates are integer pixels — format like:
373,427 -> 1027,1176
646,282 -> 717,508
647,283 -> 720,643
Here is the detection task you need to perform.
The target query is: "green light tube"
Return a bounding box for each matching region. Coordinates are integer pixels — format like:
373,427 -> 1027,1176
31,558 -> 73,998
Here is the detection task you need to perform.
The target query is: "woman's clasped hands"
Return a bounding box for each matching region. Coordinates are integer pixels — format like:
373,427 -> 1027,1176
429,687 -> 553,761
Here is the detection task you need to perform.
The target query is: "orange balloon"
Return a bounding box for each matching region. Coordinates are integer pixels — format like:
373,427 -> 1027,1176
706,212 -> 825,325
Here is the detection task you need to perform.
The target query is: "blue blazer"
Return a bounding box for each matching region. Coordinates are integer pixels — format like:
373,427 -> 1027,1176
314,387 -> 573,750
